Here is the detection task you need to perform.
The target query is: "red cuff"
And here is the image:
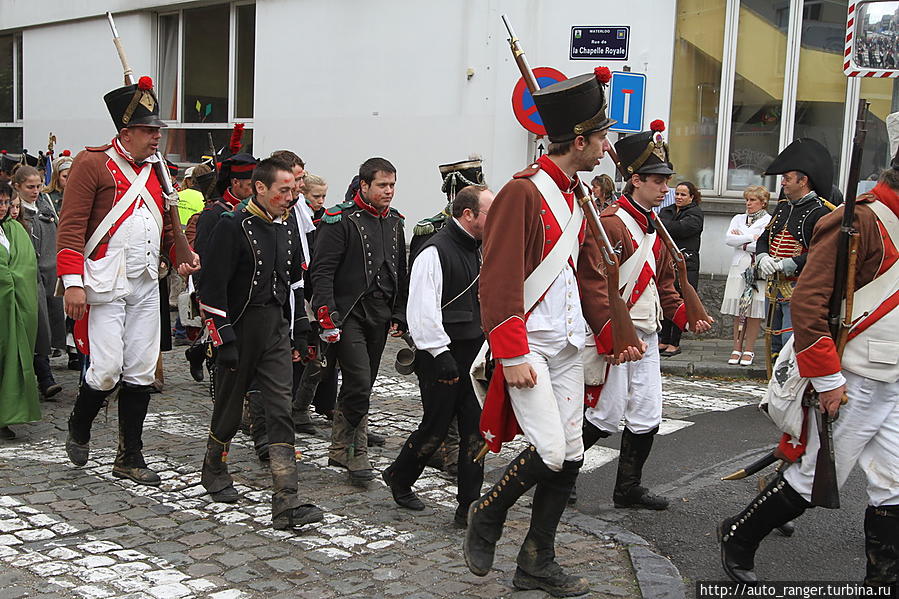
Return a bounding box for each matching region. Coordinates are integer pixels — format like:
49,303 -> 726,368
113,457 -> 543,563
594,320 -> 613,355
56,248 -> 84,277
584,385 -> 603,408
487,316 -> 529,359
796,336 -> 841,378
206,318 -> 223,346
672,303 -> 688,331
317,306 -> 337,329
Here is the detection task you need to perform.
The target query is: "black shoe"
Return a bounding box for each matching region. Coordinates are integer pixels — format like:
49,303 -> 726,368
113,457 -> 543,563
112,465 -> 162,486
0,426 -> 15,440
67,353 -> 83,371
367,431 -> 386,447
512,565 -> 590,597
382,470 -> 425,511
776,521 -> 795,537
613,486 -> 669,510
41,383 -> 63,400
327,457 -> 348,469
864,505 -> 899,588
719,475 -> 809,583
209,485 -> 239,503
272,504 -> 325,530
185,346 -> 205,382
294,420 -> 316,435
65,433 -> 89,466
454,508 -> 468,529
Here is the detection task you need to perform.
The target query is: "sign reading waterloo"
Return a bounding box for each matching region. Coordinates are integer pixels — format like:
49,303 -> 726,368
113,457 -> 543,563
570,26 -> 630,60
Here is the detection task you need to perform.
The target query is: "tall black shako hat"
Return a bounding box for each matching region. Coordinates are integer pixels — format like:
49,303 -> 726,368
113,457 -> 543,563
614,120 -> 675,176
532,68 -> 616,143
104,76 -> 167,131
764,138 -> 833,198
216,153 -> 256,195
438,158 -> 484,197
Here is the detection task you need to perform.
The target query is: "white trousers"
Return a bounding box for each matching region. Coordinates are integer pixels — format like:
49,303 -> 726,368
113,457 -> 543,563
784,371 -> 899,507
584,330 -> 663,435
508,343 -> 585,471
85,271 -> 161,391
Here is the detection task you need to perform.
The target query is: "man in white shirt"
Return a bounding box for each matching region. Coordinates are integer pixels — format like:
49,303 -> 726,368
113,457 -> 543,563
382,185 -> 493,526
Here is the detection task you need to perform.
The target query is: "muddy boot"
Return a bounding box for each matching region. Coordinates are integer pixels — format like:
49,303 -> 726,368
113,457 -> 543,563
348,415 -> 375,486
185,343 -> 206,382
613,427 -> 668,510
514,459 -> 589,597
112,385 -> 161,486
269,443 -> 324,530
66,384 -> 114,466
201,434 -> 237,503
328,408 -> 353,469
442,420 -> 460,476
864,505 -> 899,591
719,475 -> 809,583
464,445 -> 549,577
293,358 -> 321,434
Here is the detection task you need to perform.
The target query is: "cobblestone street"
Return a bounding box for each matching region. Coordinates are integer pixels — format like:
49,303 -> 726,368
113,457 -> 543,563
0,338 -> 766,598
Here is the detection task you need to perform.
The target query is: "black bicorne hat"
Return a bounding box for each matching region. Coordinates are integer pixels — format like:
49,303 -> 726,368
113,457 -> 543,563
20,150 -> 40,168
764,138 -> 833,198
532,69 -> 616,144
104,76 -> 167,131
614,120 -> 675,176
438,158 -> 484,196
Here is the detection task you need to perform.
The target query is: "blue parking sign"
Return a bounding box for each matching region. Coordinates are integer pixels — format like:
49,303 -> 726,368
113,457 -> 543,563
608,72 -> 646,134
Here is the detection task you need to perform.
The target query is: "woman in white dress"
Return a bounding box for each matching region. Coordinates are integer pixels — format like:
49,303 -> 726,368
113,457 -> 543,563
721,185 -> 771,366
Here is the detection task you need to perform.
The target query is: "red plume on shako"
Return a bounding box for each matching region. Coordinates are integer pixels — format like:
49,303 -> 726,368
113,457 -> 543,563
594,66 -> 612,84
138,76 -> 154,91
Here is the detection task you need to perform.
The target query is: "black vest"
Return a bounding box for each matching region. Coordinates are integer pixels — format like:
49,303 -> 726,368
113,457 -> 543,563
421,219 -> 483,341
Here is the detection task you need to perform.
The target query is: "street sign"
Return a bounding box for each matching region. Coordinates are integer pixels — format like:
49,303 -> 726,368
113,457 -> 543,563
570,26 -> 629,60
511,67 -> 567,136
608,71 -> 646,134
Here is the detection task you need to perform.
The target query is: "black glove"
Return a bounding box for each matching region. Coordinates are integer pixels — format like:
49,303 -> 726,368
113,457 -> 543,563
433,351 -> 459,382
216,342 -> 239,370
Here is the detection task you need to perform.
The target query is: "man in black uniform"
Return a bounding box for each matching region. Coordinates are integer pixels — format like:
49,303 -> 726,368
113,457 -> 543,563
754,139 -> 834,365
383,184 -> 493,525
197,157 -> 324,530
311,157 -> 408,485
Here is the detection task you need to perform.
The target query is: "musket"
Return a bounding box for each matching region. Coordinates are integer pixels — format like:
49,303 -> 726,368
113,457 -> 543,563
501,14 -> 642,358
106,12 -> 195,271
809,99 -> 867,509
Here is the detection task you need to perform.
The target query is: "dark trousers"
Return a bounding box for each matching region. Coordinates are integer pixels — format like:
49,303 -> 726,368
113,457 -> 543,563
312,345 -> 339,416
209,305 -> 294,447
659,269 -> 699,347
334,294 -> 392,427
389,338 -> 485,511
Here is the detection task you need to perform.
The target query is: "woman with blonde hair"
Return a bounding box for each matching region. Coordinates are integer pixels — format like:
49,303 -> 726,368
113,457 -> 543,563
721,185 -> 772,366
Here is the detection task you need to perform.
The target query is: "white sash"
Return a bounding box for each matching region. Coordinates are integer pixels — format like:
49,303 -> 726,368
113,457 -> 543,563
82,151 -> 154,259
105,148 -> 162,228
615,207 -> 657,303
523,169 -> 583,312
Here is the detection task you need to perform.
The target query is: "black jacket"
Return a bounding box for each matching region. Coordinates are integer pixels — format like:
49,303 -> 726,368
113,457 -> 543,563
658,201 -> 704,273
197,200 -> 305,349
756,192 -> 830,275
311,195 -> 407,328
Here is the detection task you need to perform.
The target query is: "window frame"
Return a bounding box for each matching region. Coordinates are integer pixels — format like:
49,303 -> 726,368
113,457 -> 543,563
155,1 -> 255,130
683,0 -> 857,200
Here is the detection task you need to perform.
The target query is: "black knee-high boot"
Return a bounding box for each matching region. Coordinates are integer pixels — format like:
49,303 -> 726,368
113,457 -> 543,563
864,505 -> 899,591
112,385 -> 161,486
514,459 -> 590,596
613,427 -> 668,510
464,445 -> 551,576
269,443 -> 324,530
569,419 -> 610,507
66,384 -> 115,466
719,474 -> 809,583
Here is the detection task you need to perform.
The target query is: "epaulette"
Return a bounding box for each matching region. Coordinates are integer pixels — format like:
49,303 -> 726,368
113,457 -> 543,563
413,212 -> 448,237
389,206 -> 405,221
321,200 -> 354,224
821,198 -> 837,212
85,143 -> 113,152
512,162 -> 541,179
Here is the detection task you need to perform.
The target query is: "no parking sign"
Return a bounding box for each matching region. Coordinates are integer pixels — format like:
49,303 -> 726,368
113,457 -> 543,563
511,67 -> 567,136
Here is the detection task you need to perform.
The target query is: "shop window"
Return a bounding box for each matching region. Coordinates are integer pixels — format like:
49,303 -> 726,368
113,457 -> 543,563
858,77 -> 899,192
668,0 -> 727,190
726,0 -> 789,192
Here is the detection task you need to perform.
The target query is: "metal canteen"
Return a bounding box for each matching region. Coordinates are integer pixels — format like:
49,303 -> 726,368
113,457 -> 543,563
394,333 -> 417,375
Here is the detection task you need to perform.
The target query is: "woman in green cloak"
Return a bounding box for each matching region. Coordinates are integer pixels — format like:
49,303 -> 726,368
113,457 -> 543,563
0,181 -> 41,439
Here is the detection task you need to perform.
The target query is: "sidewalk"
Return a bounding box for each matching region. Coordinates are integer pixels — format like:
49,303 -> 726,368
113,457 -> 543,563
0,338 -> 685,599
659,339 -> 767,380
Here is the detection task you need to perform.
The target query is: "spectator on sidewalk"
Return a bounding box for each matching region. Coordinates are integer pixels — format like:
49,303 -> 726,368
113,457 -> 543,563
658,181 -> 704,357
721,185 -> 771,366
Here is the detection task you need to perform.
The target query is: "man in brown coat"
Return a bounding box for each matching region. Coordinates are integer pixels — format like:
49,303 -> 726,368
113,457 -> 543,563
57,76 -> 198,485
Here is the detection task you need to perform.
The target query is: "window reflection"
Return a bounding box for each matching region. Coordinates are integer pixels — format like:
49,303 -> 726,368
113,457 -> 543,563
183,5 -> 229,123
